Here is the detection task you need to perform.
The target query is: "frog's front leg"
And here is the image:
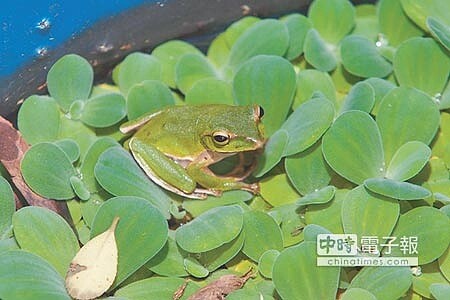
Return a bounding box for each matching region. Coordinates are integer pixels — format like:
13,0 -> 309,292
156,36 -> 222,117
186,151 -> 259,195
129,138 -> 215,199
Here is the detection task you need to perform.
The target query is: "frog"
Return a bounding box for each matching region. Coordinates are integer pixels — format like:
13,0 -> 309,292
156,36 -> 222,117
119,104 -> 266,199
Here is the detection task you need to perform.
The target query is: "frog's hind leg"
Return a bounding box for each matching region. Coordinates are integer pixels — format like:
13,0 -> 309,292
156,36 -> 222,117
129,138 -> 211,199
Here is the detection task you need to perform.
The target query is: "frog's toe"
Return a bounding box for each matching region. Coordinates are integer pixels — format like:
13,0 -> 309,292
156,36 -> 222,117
242,183 -> 260,195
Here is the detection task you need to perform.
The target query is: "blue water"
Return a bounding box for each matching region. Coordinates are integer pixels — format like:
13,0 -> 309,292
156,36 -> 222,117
1,0 -> 157,76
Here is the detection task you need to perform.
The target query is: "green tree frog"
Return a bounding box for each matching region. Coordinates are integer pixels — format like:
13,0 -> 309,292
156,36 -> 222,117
120,104 -> 266,199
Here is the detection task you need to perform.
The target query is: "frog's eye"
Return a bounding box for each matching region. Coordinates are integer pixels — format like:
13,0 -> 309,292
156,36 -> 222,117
212,131 -> 230,145
253,105 -> 264,121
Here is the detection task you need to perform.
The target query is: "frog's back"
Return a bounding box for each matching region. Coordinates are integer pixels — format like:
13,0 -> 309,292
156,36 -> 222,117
134,105 -> 216,159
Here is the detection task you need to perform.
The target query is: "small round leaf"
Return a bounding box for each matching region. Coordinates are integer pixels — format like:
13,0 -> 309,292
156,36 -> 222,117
394,37 -> 450,96
13,206 -> 79,276
341,35 -> 392,78
386,141 -> 431,181
47,54 -> 93,111
242,211 -> 283,262
117,53 -> 161,94
18,95 -> 60,144
0,250 -> 70,299
91,196 -> 168,288
364,178 -> 431,200
376,87 -> 440,163
127,80 -> 174,120
273,242 -> 340,300
322,111 -> 385,184
228,19 -> 289,67
385,206 -> 450,264
80,93 -> 126,128
21,142 -> 77,200
175,53 -> 217,94
175,205 -> 243,253
303,29 -> 337,72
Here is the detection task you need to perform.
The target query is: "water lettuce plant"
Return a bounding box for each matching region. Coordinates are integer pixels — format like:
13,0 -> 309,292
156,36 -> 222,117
1,0 -> 450,299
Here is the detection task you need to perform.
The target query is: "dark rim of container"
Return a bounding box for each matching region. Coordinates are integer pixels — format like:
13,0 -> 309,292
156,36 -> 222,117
0,0 -> 373,121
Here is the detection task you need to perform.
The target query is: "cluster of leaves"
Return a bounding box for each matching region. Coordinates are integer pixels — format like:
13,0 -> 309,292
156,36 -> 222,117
1,0 -> 450,299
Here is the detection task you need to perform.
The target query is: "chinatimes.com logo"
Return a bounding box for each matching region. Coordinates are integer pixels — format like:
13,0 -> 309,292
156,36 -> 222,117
316,234 -> 419,267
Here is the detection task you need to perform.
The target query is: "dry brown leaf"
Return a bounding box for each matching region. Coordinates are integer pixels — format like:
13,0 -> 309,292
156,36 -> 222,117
66,216 -> 120,300
0,116 -> 71,220
174,270 -> 253,300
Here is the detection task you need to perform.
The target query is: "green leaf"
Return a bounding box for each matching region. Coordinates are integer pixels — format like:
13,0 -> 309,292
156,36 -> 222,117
339,82 -> 375,114
258,249 -> 280,279
47,54 -> 93,111
254,129 -> 288,178
385,206 -> 450,264
94,147 -> 171,218
305,189 -> 347,234
152,40 -> 202,88
233,55 -> 296,135
431,283 -> 450,300
0,177 -> 14,239
80,93 -> 126,128
386,141 -> 431,181
413,262 -> 449,298
18,95 -> 60,144
207,33 -> 231,68
322,111 -> 385,184
281,14 -> 312,60
363,77 -> 396,115
184,257 -> 209,278
146,233 -> 188,277
182,190 -> 252,218
282,97 -> 335,156
242,211 -> 283,262
115,277 -> 199,300
54,139 -> 80,163
341,35 -> 392,78
70,176 -> 90,201
13,206 -> 79,276
126,80 -> 174,120
175,205 -> 243,253
352,4 -> 379,41
342,186 -> 399,240
175,53 -> 217,94
185,78 -> 234,105
286,142 -> 331,195
439,247 -> 450,281
348,267 -> 412,300
308,0 -> 355,44
296,186 -> 336,207
117,53 -> 161,94
341,288 -> 376,300
198,231 -> 245,272
394,37 -> 450,96
273,242 -> 340,300
260,174 -> 301,207
364,178 -> 431,200
58,117 -> 97,156
427,17 -> 450,51
21,142 -> 77,200
376,87 -> 440,163
303,29 -> 337,72
400,0 -> 450,31
228,19 -> 289,67
224,16 -> 261,47
294,69 -> 336,109
0,250 -> 70,299
378,0 -> 424,46
91,196 -> 168,288
80,137 -> 119,192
